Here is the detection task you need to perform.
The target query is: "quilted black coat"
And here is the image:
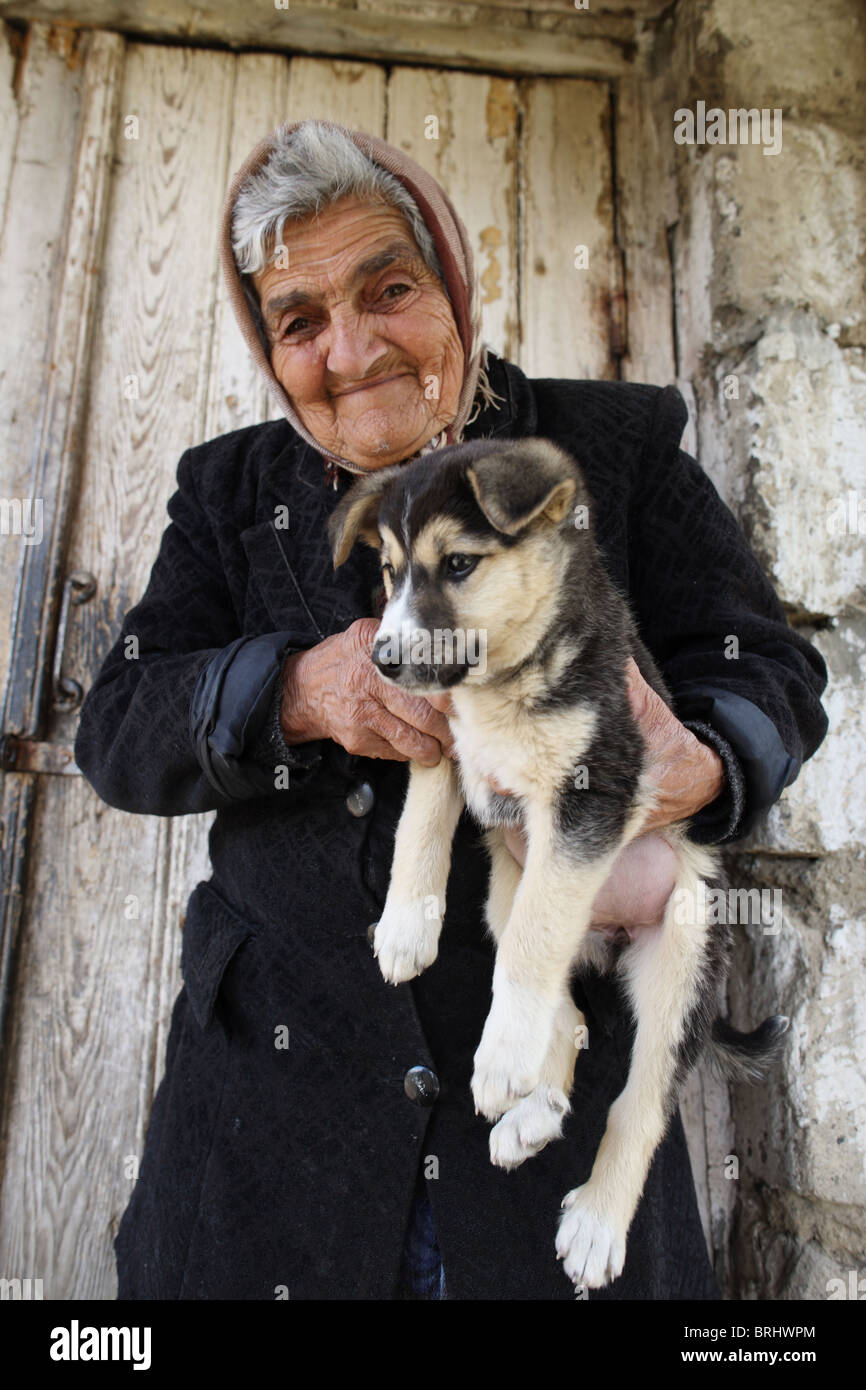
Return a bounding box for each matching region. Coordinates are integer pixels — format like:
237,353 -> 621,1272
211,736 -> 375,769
74,350 -> 828,1300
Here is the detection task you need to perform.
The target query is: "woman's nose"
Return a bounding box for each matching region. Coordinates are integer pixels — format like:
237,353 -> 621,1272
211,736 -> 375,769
322,311 -> 385,380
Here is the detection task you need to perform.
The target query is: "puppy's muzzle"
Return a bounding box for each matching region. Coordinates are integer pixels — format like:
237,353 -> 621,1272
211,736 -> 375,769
371,634 -> 468,691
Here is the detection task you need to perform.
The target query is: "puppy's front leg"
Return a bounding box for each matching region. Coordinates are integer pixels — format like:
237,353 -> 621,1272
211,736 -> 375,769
374,756 -> 464,984
481,828 -> 584,1167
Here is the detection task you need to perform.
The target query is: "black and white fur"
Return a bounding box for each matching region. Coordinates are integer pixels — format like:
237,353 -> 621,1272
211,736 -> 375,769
328,437 -> 787,1292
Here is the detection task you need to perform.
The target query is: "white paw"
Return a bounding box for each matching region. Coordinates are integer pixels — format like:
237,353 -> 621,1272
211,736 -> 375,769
471,1037 -> 543,1121
555,1185 -> 627,1290
489,1086 -> 571,1169
373,900 -> 441,984
471,987 -> 555,1120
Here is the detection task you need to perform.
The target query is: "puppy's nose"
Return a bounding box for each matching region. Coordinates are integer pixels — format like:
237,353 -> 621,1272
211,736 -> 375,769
372,627 -> 429,682
371,633 -> 408,674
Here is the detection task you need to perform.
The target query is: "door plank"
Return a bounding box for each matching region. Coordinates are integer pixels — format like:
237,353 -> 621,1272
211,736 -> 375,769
207,52 -> 291,439
386,65 -> 519,366
285,54 -> 386,132
0,24 -> 84,689
0,22 -> 19,239
0,41 -> 123,1290
520,78 -> 616,381
0,775 -> 165,1295
615,76 -> 677,387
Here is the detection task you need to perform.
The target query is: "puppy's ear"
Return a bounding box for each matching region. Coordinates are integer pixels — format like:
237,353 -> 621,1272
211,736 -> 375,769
465,441 -> 578,536
326,464 -> 403,568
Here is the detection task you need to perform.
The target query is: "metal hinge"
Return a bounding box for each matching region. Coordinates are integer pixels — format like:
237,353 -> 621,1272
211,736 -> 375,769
0,569 -> 95,776
0,735 -> 80,775
609,246 -> 628,360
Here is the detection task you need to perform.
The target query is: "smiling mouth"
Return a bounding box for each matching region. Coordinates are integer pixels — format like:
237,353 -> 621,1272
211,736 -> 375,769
335,372 -> 413,397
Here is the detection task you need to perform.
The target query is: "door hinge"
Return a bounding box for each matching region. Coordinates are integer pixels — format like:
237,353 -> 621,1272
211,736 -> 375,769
609,246 -> 628,360
0,735 -> 80,775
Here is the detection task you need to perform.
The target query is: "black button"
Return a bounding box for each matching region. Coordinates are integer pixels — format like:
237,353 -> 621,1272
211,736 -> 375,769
404,1065 -> 439,1107
346,781 -> 375,817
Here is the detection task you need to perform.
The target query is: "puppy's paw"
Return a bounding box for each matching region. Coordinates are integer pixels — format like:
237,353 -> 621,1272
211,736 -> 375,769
373,901 -> 441,984
489,1086 -> 570,1169
555,1186 -> 627,1291
471,1047 -> 542,1122
471,990 -> 554,1120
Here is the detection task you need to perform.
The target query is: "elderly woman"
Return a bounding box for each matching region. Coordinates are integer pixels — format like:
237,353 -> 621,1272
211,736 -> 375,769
75,120 -> 828,1301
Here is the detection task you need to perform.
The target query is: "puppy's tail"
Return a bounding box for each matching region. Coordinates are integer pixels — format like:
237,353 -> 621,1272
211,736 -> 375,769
706,1015 -> 790,1085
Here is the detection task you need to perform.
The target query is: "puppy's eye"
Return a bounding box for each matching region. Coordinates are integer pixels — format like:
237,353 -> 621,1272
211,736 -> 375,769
444,553 -> 479,580
381,561 -> 395,580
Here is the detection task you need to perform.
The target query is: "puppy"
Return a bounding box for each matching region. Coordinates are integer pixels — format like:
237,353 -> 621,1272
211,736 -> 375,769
327,437 -> 787,1292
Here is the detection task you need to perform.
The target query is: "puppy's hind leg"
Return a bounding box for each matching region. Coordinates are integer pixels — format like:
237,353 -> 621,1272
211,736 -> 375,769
555,834 -> 716,1290
480,825 -> 523,945
481,828 -> 586,1169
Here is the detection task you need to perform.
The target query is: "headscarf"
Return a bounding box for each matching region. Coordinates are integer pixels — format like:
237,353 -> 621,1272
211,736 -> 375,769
218,120 -> 498,481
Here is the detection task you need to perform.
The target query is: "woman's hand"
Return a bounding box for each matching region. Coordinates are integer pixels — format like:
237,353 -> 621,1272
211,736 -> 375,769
279,618 -> 456,765
624,657 -> 725,832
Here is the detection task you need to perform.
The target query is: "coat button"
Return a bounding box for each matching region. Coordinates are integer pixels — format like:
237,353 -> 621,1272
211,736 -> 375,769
346,781 -> 375,817
404,1065 -> 439,1107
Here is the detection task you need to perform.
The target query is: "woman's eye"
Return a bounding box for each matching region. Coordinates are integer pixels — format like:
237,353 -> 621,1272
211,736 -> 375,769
284,317 -> 309,336
381,282 -> 411,301
444,554 -> 479,580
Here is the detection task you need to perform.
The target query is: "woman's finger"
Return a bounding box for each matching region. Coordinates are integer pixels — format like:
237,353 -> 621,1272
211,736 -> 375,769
366,704 -> 445,765
424,691 -> 454,715
373,680 -> 456,757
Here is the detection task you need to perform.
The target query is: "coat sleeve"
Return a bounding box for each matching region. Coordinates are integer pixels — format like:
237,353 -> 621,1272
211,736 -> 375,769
73,447 -> 327,816
627,386 -> 829,844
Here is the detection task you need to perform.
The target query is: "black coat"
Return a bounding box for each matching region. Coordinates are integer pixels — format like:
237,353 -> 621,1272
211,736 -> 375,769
74,351 -> 828,1300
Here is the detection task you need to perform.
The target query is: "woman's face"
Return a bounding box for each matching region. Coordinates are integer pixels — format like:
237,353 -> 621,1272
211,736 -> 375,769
252,196 -> 465,468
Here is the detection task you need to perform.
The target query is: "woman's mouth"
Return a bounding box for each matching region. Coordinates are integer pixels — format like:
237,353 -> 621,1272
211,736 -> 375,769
335,372 -> 413,397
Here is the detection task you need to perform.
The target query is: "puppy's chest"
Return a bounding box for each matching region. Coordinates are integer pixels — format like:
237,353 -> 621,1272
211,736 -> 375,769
449,696 -> 596,826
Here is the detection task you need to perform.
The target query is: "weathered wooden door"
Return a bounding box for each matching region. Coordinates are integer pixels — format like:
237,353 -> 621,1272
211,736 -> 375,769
0,22 -> 621,1298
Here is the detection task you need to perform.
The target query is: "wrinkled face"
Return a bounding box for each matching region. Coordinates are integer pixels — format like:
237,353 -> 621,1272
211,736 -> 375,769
252,196 -> 465,468
371,473 -> 565,691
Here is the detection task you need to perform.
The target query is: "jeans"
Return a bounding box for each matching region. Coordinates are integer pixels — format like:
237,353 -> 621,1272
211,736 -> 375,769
396,1177 -> 447,1300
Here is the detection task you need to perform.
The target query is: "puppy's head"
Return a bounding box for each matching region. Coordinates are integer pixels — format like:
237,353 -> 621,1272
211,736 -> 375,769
327,438 -> 587,691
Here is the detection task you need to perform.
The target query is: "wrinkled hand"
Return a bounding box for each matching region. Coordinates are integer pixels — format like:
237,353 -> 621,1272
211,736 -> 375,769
623,657 -> 725,833
279,618 -> 456,765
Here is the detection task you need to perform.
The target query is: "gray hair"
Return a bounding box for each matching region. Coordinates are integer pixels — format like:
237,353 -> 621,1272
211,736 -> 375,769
231,121 -> 446,349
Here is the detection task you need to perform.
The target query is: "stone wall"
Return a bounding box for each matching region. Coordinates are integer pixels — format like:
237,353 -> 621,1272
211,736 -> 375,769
643,0 -> 865,1299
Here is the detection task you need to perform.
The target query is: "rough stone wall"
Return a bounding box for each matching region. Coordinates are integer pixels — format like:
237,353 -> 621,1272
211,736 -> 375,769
643,0 -> 865,1298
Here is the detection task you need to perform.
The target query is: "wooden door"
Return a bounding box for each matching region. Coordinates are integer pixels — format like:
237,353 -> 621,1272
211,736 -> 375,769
0,22 -> 620,1298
